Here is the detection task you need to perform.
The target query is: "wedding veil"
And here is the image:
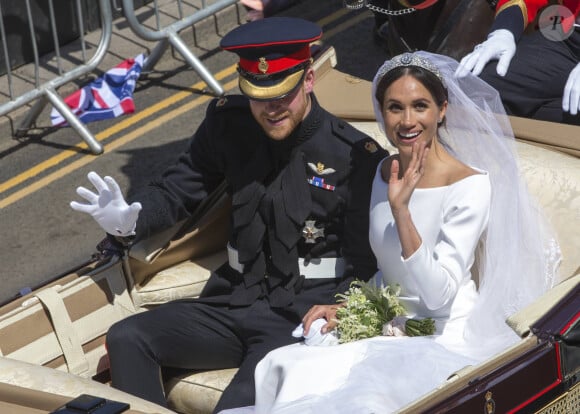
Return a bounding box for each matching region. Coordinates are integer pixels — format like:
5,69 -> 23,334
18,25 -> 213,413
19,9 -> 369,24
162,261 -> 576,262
372,51 -> 561,360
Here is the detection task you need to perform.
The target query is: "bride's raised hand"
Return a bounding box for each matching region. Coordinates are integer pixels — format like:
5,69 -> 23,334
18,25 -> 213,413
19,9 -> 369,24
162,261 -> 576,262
388,142 -> 429,215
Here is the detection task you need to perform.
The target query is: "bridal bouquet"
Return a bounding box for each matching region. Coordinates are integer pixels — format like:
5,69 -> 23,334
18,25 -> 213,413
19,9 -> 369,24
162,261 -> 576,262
334,280 -> 435,343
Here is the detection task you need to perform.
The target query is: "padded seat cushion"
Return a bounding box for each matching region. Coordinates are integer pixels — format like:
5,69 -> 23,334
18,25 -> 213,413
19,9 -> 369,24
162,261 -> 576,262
165,369 -> 237,414
132,250 -> 227,307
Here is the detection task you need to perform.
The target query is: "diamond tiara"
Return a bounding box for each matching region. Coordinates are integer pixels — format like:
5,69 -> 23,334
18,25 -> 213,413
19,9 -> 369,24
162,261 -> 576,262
377,52 -> 444,84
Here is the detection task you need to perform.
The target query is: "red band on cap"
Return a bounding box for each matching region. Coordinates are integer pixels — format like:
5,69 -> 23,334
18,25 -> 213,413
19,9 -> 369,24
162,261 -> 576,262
239,47 -> 311,75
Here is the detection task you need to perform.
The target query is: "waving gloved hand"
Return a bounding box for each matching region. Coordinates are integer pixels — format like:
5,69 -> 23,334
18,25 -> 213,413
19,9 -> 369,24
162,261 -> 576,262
455,29 -> 516,77
563,63 -> 580,116
70,171 -> 142,237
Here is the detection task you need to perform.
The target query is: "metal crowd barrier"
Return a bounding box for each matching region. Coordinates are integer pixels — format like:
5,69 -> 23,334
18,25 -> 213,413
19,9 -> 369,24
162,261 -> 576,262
0,0 -> 236,155
121,0 -> 239,97
0,0 -> 112,155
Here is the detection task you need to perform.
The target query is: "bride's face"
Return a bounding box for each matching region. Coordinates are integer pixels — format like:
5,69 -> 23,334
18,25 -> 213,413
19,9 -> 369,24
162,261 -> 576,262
381,74 -> 447,155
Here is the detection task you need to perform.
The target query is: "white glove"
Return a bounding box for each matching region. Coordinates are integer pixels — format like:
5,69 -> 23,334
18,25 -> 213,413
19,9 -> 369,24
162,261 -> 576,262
292,318 -> 339,346
455,29 -> 516,77
563,63 -> 580,115
70,171 -> 142,237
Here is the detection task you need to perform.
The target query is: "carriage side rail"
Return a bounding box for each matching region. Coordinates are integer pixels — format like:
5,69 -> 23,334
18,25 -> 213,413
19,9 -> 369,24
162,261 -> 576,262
0,0 -> 113,155
121,0 -> 239,97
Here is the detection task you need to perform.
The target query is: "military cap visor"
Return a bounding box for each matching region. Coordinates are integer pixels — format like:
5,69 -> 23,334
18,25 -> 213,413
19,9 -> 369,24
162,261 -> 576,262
220,17 -> 322,101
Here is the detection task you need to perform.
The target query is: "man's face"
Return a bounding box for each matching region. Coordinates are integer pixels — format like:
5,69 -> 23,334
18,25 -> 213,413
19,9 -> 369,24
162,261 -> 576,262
249,68 -> 315,141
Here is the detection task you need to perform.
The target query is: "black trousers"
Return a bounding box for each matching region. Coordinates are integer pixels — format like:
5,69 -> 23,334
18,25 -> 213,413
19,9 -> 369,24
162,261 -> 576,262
480,28 -> 580,125
106,298 -> 301,413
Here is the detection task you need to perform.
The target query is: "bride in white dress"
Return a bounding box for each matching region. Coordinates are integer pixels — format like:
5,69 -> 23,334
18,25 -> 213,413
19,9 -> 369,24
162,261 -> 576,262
220,52 -> 560,414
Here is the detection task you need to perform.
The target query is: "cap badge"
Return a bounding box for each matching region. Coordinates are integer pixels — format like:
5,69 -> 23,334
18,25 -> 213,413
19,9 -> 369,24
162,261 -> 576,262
364,141 -> 378,153
216,97 -> 228,107
258,57 -> 269,74
302,220 -> 325,244
308,162 -> 336,175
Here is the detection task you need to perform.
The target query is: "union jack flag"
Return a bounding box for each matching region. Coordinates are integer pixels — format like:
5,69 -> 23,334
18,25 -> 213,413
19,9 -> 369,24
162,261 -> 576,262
51,54 -> 146,126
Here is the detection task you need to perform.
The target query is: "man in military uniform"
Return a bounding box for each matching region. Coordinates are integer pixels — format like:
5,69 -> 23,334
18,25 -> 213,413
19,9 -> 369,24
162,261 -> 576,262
70,17 -> 386,412
456,0 -> 580,125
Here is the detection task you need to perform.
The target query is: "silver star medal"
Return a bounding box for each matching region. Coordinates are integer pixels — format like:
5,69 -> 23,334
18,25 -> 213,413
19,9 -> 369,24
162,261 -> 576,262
302,220 -> 324,244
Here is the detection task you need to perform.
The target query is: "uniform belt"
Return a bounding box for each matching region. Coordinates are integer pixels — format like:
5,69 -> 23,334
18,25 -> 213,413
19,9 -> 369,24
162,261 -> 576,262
227,243 -> 344,279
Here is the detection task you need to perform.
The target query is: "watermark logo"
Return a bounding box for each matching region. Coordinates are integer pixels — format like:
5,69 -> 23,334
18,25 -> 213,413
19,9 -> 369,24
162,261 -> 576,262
538,5 -> 575,41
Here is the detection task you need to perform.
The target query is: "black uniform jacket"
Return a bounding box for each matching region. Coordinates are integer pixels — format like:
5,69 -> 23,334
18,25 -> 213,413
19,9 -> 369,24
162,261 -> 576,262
132,94 -> 386,317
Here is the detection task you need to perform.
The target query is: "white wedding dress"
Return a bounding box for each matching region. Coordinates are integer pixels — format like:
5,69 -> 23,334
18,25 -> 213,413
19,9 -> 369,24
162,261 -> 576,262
221,161 -> 496,414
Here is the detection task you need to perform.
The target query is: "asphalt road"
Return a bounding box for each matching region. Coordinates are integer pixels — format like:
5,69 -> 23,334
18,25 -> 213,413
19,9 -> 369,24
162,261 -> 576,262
0,0 -> 387,303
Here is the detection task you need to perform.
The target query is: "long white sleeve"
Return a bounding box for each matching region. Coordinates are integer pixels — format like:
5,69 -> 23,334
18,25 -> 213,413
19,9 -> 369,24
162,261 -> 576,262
403,176 -> 491,310
369,170 -> 491,329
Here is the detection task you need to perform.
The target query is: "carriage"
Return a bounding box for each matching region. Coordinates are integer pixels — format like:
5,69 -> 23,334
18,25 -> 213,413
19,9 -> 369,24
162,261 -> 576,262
0,2 -> 579,413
